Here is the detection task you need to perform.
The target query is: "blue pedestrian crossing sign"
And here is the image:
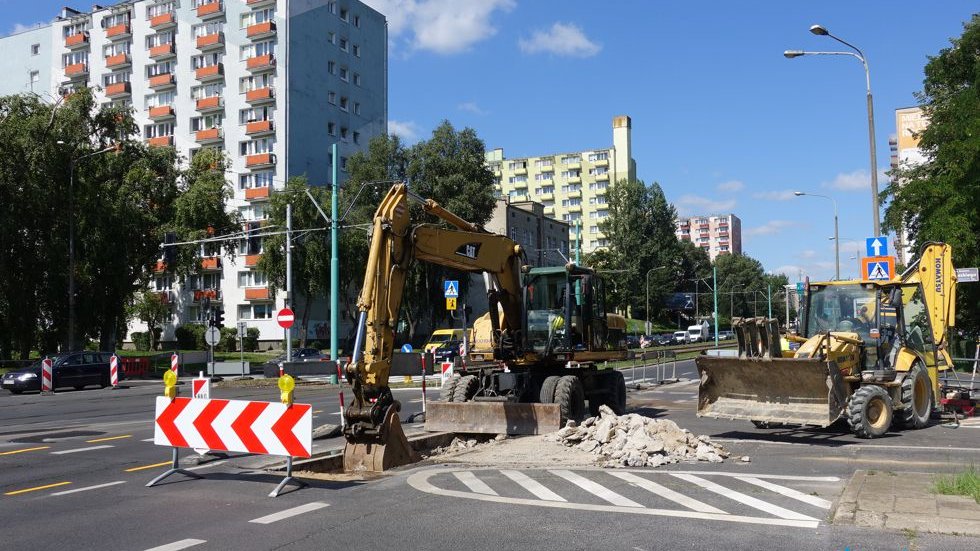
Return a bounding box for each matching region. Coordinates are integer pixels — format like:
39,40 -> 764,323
444,280 -> 459,298
862,256 -> 895,281
866,237 -> 889,258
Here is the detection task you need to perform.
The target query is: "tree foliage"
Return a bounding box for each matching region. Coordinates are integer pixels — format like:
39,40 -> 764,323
883,14 -> 980,336
126,291 -> 170,351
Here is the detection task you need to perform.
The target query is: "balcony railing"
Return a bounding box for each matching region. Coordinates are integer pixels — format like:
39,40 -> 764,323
245,54 -> 275,71
246,0 -> 276,6
244,287 -> 270,300
148,105 -> 175,119
105,53 -> 130,68
244,254 -> 262,267
245,186 -> 270,200
246,21 -> 276,39
195,96 -> 223,111
149,43 -> 175,59
192,288 -> 221,302
65,33 -> 89,49
149,12 -> 176,29
196,32 -> 224,50
200,257 -> 221,270
245,153 -> 275,168
65,63 -> 88,76
105,24 -> 131,39
148,73 -> 175,88
195,63 -> 224,81
195,128 -> 223,143
196,1 -> 223,18
245,120 -> 274,135
147,136 -> 173,147
105,82 -> 131,97
245,87 -> 274,103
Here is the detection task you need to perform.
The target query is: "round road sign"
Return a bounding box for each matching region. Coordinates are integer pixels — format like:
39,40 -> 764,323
277,307 -> 295,329
204,326 -> 220,346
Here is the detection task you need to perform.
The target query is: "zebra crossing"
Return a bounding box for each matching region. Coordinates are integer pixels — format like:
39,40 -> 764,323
407,468 -> 840,529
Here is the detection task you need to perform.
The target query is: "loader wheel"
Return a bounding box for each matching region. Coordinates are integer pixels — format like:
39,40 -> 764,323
452,375 -> 479,402
539,375 -> 560,404
609,370 -> 627,415
554,376 -> 586,425
897,363 -> 932,429
440,375 -> 460,402
848,385 -> 893,438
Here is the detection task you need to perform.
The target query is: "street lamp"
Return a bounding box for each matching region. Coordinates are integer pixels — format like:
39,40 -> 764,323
785,24 -> 881,237
645,266 -> 668,335
795,191 -> 839,280
57,141 -> 119,351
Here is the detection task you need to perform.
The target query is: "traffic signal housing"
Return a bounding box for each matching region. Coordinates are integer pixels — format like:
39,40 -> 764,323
213,308 -> 225,327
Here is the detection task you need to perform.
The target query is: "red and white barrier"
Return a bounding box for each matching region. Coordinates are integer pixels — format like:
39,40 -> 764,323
109,355 -> 119,388
170,352 -> 179,375
154,396 -> 312,458
421,354 -> 427,414
41,357 -> 53,393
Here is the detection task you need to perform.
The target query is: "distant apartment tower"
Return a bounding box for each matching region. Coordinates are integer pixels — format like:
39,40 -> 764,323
889,106 -> 928,266
484,198 -> 570,267
675,214 -> 742,261
0,1 -> 387,345
486,115 -> 637,255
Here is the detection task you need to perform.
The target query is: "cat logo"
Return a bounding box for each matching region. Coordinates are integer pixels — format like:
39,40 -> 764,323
456,243 -> 480,259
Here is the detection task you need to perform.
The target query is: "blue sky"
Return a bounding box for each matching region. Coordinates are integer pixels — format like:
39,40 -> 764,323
4,1 -> 973,280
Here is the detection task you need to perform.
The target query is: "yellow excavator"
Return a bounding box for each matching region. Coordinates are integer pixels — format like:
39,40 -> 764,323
697,242 -> 956,438
343,183 -> 629,471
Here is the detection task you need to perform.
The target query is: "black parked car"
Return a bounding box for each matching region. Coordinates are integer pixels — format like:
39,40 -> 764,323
433,340 -> 462,364
1,352 -> 114,394
263,348 -> 327,369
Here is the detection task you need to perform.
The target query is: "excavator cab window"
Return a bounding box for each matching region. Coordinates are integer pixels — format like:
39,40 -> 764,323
901,284 -> 935,355
524,271 -> 570,355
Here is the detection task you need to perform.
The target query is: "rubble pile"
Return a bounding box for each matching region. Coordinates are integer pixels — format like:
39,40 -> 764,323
545,405 -> 731,467
425,434 -> 503,457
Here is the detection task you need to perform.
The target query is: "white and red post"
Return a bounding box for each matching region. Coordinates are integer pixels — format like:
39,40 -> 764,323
420,354 -> 427,415
41,357 -> 53,393
170,352 -> 179,376
336,360 -> 345,428
109,354 -> 119,388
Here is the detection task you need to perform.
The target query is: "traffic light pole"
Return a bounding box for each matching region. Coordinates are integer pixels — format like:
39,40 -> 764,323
286,203 -> 293,363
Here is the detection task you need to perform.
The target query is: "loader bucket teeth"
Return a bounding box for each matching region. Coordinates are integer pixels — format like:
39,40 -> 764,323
424,402 -> 561,435
343,405 -> 419,472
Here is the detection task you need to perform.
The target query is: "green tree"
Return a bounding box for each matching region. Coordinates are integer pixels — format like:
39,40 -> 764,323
883,14 -> 980,336
126,291 -> 170,351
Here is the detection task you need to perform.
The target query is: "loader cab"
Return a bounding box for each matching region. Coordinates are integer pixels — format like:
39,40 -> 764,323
523,265 -> 611,357
803,282 -> 903,369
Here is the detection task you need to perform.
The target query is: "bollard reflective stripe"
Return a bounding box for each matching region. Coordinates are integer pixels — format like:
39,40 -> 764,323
109,355 -> 119,388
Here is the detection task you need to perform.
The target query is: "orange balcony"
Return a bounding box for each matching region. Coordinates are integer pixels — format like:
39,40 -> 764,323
105,24 -> 130,39
193,288 -> 221,302
246,54 -> 275,71
195,64 -> 223,81
196,32 -> 224,50
149,12 -> 176,29
245,153 -> 275,168
195,128 -> 223,143
147,136 -> 173,147
197,1 -> 223,18
148,105 -> 174,119
105,82 -> 131,97
105,53 -> 130,68
65,63 -> 88,76
245,87 -> 274,103
245,120 -> 274,135
246,21 -> 276,39
65,33 -> 89,48
148,73 -> 175,88
196,96 -> 223,111
244,254 -> 262,267
244,287 -> 270,300
149,43 -> 175,59
246,0 -> 275,6
200,257 -> 221,271
154,260 -> 167,272
245,186 -> 270,200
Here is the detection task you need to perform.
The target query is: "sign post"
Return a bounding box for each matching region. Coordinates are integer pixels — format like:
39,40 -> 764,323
277,308 -> 295,367
204,326 -> 220,378
237,321 -> 248,378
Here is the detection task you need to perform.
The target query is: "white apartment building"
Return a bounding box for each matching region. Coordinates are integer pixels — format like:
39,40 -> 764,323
674,214 -> 742,261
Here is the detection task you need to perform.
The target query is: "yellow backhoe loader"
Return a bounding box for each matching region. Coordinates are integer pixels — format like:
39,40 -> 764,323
343,184 -> 629,472
696,242 -> 956,438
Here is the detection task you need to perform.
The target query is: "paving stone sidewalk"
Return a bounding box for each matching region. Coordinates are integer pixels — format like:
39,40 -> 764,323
832,470 -> 980,537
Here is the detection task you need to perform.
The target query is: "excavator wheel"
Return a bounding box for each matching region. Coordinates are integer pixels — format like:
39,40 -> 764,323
897,363 -> 932,429
452,375 -> 479,402
539,375 -> 560,404
440,374 -> 460,402
554,376 -> 586,425
847,385 -> 893,439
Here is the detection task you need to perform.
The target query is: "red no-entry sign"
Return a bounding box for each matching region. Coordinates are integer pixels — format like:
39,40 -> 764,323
277,308 -> 295,329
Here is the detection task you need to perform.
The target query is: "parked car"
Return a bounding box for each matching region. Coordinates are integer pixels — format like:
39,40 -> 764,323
1,352 -> 113,394
433,340 -> 462,364
718,330 -> 735,341
655,333 -> 675,346
264,348 -> 326,369
627,335 -> 642,349
672,331 -> 688,344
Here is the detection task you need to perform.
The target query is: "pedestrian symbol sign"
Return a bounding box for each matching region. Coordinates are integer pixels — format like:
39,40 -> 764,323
446,297 -> 457,311
862,255 -> 895,281
444,280 -> 459,298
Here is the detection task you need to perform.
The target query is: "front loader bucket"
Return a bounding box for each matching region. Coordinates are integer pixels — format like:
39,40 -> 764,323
696,355 -> 849,427
343,406 -> 420,472
425,402 -> 561,435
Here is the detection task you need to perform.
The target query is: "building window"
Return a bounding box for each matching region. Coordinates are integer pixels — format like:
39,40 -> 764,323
340,156 -> 348,171
354,15 -> 360,28
327,91 -> 336,104
353,44 -> 360,57
590,225 -> 598,234
31,43 -> 40,56
353,102 -> 361,115
339,38 -> 348,52
353,131 -> 360,144
339,96 -> 348,111
328,61 -> 335,74
587,152 -> 609,162
339,8 -> 348,22
30,71 -> 39,84
339,66 -> 348,81
353,72 -> 361,86
327,122 -> 336,135
340,127 -> 348,141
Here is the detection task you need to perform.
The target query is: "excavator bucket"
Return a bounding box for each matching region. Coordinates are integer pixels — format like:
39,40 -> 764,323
695,317 -> 849,427
425,401 -> 561,435
343,405 -> 420,472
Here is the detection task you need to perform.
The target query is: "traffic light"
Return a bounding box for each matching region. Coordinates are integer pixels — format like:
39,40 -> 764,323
163,232 -> 176,266
213,308 -> 225,327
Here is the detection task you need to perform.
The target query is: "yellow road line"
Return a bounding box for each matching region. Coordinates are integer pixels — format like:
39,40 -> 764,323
0,446 -> 50,456
125,461 -> 171,472
313,410 -> 324,414
5,481 -> 71,496
86,434 -> 132,443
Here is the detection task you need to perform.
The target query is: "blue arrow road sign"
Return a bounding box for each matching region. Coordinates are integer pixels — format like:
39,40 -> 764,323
444,280 -> 459,298
400,343 -> 413,353
866,237 -> 888,258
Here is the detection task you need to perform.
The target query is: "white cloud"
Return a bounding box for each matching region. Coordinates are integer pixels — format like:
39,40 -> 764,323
752,190 -> 797,201
799,249 -> 817,259
822,169 -> 889,191
773,265 -> 804,277
716,180 -> 744,192
674,195 -> 736,216
388,119 -> 420,142
9,22 -> 42,35
744,220 -> 797,237
457,101 -> 487,115
518,22 -> 602,57
364,0 -> 515,55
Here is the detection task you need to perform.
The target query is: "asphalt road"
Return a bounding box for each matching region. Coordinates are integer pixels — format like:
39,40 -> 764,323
1,364 -> 978,550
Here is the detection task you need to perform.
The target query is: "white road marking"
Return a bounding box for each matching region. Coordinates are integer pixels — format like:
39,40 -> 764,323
669,473 -> 817,521
666,471 -> 839,482
712,439 -> 980,453
50,481 -> 126,496
51,445 -> 114,455
249,502 -> 330,524
141,438 -> 155,442
736,476 -> 832,509
500,469 -> 566,502
550,469 -> 643,508
608,472 -> 726,514
142,539 -> 206,551
454,471 -> 498,495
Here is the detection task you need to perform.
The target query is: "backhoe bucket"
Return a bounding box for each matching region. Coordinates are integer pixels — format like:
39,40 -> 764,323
343,405 -> 420,472
696,355 -> 849,427
424,401 -> 561,435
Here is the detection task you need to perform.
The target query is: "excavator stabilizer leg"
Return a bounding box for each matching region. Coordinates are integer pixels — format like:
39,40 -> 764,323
424,401 -> 561,435
343,405 -> 420,472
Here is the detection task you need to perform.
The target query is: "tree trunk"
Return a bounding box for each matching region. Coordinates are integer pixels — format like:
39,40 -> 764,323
299,292 -> 312,347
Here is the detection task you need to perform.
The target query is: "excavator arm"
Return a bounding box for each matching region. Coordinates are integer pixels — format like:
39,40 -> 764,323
342,183 -> 525,471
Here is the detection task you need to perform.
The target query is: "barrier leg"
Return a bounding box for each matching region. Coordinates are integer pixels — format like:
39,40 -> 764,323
145,447 -> 203,487
269,456 -> 308,498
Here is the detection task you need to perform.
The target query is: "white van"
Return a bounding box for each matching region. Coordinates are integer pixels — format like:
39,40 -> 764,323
672,330 -> 688,344
687,321 -> 710,343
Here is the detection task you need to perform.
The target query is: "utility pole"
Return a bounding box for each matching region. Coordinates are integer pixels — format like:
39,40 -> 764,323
712,266 -> 719,348
767,282 -> 772,318
286,203 -> 293,362
331,143 -> 339,365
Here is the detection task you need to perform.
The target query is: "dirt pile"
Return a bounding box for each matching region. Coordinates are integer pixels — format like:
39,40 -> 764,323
545,405 -> 730,467
424,434 -> 504,457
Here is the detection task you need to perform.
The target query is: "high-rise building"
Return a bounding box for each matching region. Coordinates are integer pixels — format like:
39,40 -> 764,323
889,106 -> 928,266
674,214 -> 742,261
486,115 -> 636,255
484,198 -> 570,268
0,1 -> 387,346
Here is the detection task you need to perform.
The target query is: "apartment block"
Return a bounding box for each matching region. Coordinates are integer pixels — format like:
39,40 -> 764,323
486,115 -> 636,255
889,106 -> 928,266
675,214 -> 742,261
0,1 -> 387,345
484,198 -> 570,267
